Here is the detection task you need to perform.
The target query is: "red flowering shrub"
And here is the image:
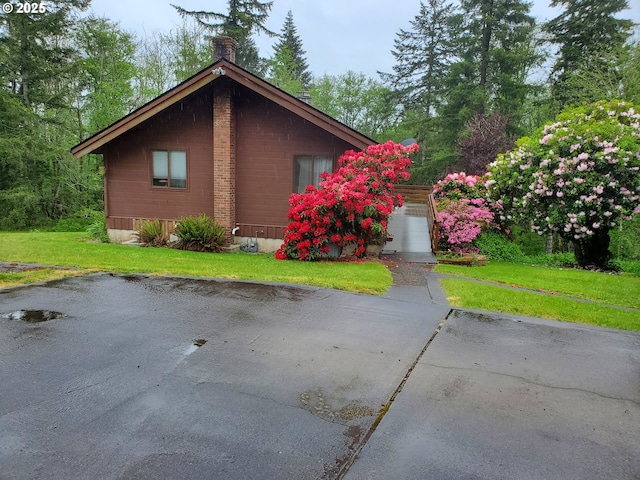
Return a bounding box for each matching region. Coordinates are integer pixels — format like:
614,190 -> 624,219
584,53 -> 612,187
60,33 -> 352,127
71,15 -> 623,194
276,141 -> 418,261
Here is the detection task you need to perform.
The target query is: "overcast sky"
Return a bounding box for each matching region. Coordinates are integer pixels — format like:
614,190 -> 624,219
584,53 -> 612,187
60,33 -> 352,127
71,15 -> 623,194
88,0 -> 640,78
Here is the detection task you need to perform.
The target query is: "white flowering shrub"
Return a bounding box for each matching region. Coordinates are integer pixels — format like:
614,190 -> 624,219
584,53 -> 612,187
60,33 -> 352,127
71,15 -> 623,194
488,100 -> 640,268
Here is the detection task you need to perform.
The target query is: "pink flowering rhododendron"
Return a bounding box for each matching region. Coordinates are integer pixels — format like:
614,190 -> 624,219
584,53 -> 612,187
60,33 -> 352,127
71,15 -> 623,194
433,172 -> 498,253
276,141 -> 417,261
488,100 -> 640,267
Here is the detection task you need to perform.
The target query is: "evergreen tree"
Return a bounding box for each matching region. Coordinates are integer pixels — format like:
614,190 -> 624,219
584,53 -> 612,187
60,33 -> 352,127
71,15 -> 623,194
382,0 -> 460,127
545,0 -> 633,108
0,0 -> 90,109
0,1 -> 106,228
621,38 -> 640,104
381,0 -> 462,181
271,10 -> 311,89
441,0 -> 538,135
172,0 -> 275,74
385,0 -> 538,183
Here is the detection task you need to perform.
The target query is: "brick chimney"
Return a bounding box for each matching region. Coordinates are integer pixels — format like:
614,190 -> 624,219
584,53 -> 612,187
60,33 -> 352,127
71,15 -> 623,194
212,36 -> 238,63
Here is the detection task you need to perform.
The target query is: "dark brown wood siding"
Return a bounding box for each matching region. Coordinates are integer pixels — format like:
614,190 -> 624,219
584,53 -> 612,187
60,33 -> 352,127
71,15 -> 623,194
234,86 -> 357,238
102,85 -> 214,224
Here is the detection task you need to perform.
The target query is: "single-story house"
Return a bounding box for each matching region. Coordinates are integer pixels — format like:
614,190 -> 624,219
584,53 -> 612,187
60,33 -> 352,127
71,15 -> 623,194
71,37 -> 374,251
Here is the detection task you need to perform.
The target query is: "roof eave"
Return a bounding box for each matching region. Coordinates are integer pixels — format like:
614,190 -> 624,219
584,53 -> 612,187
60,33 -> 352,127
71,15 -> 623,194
71,59 -> 375,159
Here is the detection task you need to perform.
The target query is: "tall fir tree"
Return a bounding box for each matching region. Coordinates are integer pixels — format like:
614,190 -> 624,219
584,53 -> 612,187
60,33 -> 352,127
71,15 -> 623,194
381,0 -> 461,180
441,0 -> 538,137
544,0 -> 633,108
172,0 -> 275,75
271,10 -> 311,89
382,0 -> 460,126
0,0 -> 90,109
385,0 -> 538,182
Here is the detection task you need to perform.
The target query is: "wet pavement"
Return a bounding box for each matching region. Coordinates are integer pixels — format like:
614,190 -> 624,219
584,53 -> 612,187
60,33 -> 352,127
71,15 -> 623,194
1,273 -> 639,479
385,203 -> 437,264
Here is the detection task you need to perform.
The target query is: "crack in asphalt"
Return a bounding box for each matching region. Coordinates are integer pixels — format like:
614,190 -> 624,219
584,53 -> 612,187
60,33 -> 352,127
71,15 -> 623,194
334,309 -> 453,479
422,363 -> 640,406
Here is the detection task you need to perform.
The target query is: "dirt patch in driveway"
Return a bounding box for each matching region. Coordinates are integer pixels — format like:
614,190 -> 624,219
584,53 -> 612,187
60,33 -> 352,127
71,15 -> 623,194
384,261 -> 434,286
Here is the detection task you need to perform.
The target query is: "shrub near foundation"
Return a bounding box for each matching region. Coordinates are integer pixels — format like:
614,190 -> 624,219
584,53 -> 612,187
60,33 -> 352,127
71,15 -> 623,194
174,214 -> 225,252
137,219 -> 166,247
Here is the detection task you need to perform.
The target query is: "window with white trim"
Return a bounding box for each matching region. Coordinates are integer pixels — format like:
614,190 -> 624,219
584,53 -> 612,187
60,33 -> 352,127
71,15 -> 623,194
294,155 -> 333,193
152,150 -> 187,188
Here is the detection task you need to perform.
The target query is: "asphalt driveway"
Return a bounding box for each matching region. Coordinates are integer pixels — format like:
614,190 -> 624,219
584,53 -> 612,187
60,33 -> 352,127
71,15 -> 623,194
1,273 -> 639,479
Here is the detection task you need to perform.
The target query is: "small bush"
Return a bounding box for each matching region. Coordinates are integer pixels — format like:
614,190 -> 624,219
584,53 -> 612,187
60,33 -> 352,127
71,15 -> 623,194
55,216 -> 94,232
619,260 -> 640,276
137,219 -> 166,247
173,214 -> 225,252
509,225 -> 547,256
475,232 -> 526,262
86,211 -> 109,243
610,215 -> 640,260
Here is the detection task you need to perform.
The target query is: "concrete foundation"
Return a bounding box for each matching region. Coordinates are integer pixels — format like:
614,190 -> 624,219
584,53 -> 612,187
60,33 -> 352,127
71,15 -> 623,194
108,228 -> 139,244
108,229 -> 282,253
234,236 -> 282,253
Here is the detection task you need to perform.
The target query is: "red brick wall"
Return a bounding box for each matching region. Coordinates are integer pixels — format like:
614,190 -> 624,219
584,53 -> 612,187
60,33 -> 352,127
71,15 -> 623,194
213,82 -> 235,242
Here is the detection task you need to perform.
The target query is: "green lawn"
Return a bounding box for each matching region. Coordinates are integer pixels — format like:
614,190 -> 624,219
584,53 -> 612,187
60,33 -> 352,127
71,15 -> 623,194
0,232 -> 392,295
436,262 -> 640,309
0,268 -> 82,289
436,262 -> 640,331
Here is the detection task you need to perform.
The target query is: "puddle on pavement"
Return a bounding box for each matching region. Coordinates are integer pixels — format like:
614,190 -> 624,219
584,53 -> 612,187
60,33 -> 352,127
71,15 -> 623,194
2,309 -> 65,323
300,389 -> 375,421
456,310 -> 499,323
120,275 -> 310,302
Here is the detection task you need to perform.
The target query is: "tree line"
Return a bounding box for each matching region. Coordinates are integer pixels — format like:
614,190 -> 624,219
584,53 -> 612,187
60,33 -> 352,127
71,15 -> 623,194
0,0 -> 637,229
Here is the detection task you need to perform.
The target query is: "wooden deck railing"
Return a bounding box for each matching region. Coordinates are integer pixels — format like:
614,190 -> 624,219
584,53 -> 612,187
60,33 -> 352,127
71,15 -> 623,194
395,184 -> 440,252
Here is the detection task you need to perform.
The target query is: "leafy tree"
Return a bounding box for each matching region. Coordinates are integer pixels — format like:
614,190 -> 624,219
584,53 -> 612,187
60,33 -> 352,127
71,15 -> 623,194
133,30 -> 175,105
167,18 -> 212,83
545,0 -> 634,108
265,46 -> 303,95
269,10 -> 311,89
172,0 -> 275,74
75,16 -> 136,135
488,100 -> 640,269
560,36 -> 640,107
457,110 -> 515,175
311,72 -> 399,140
621,38 -> 640,105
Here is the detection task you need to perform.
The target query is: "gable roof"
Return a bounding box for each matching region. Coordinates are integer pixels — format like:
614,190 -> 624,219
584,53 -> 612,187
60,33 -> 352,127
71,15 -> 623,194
71,59 -> 375,159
